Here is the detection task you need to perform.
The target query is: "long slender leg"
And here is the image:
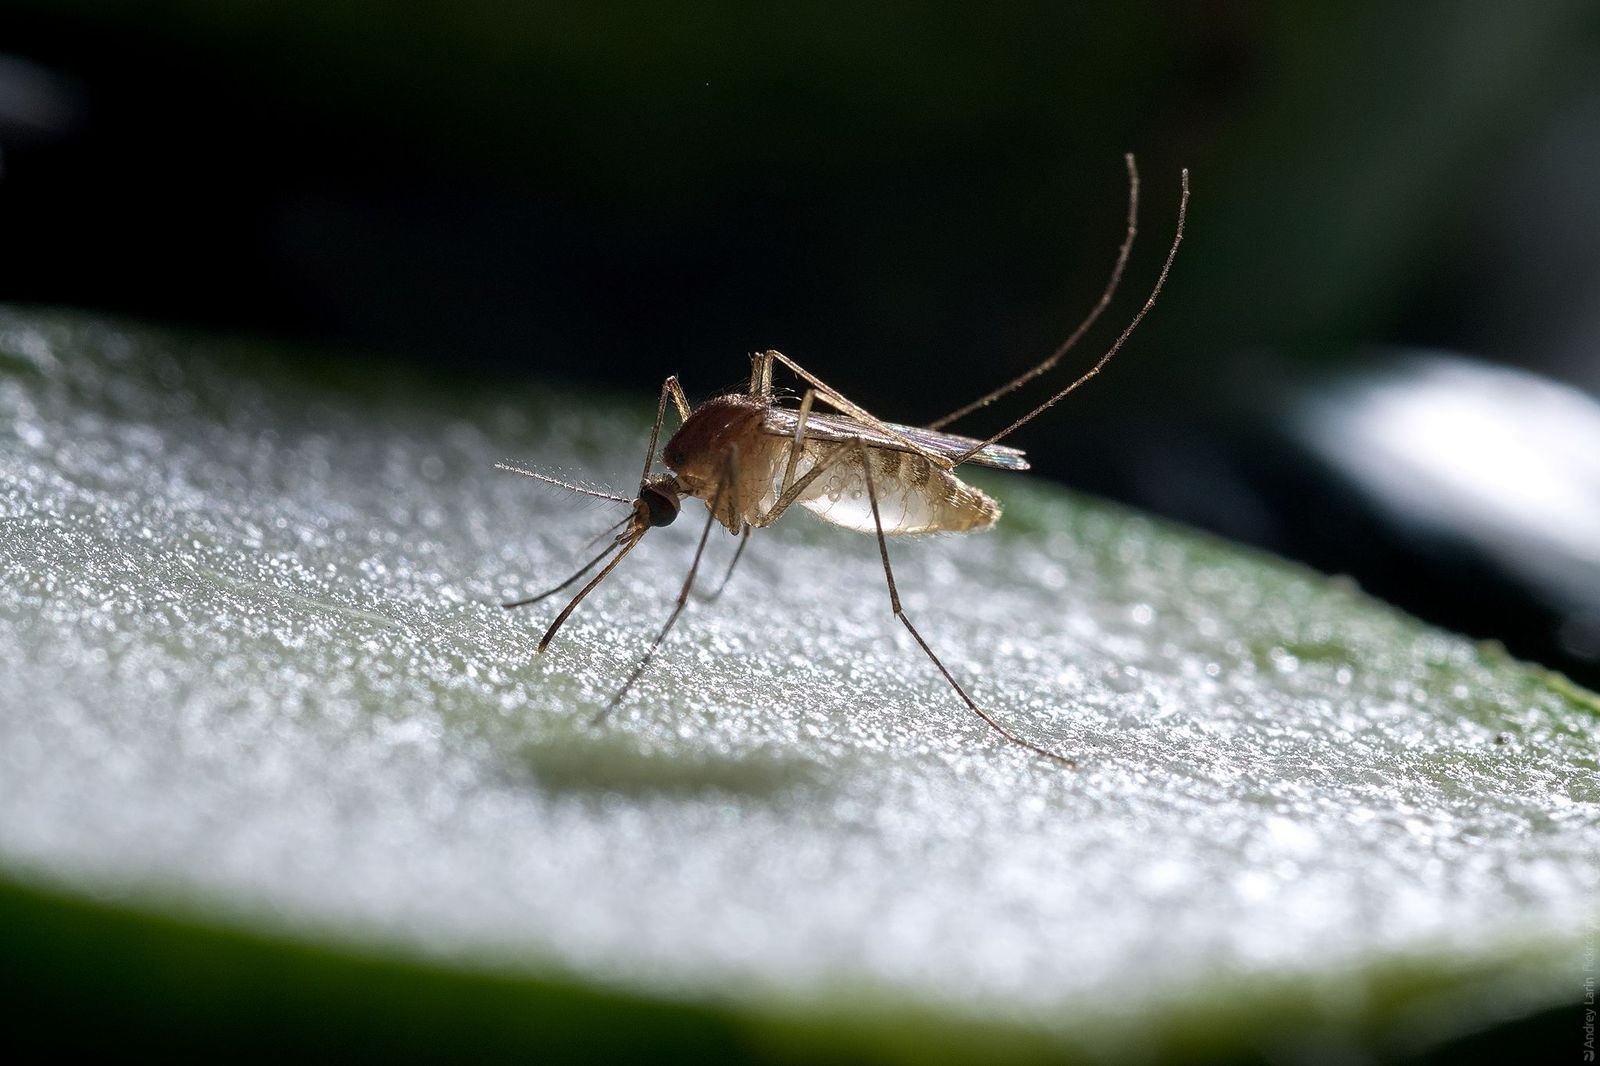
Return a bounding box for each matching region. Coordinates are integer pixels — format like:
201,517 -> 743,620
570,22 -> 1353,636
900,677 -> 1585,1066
779,388 -> 817,499
695,431 -> 751,601
746,385 -> 833,530
748,388 -> 856,529
696,525 -> 750,603
750,444 -> 848,528
951,168 -> 1188,467
640,375 -> 691,485
855,440 -> 1075,766
597,448 -> 738,721
748,350 -> 774,397
537,528 -> 646,652
503,535 -> 624,609
763,350 -> 952,469
927,153 -> 1140,431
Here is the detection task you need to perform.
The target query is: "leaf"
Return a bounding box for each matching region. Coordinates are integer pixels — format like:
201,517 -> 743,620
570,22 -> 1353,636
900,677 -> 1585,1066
0,308 -> 1594,1061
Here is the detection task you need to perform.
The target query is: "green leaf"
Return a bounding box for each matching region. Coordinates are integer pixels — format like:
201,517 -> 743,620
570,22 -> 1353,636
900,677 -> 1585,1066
0,308 -> 1594,1061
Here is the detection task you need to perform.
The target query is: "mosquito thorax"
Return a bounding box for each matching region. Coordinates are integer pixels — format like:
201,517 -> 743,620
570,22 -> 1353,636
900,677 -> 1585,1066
638,476 -> 682,527
662,395 -> 765,472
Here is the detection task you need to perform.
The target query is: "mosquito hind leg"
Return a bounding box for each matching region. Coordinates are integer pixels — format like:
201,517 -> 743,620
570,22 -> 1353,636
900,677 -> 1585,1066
926,154 -> 1140,431
949,167 -> 1188,467
853,439 -> 1075,766
762,350 -> 951,469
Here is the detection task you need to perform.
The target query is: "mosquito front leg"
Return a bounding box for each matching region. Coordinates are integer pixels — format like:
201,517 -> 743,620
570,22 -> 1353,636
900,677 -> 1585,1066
854,439 -> 1076,767
640,375 -> 692,485
536,528 -> 646,653
598,447 -> 739,721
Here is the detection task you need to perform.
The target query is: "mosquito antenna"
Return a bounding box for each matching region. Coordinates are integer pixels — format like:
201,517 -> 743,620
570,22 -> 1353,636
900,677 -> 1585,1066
928,153 -> 1140,431
595,455 -> 733,721
503,535 -> 625,610
952,167 -> 1188,467
495,462 -> 633,504
537,528 -> 646,652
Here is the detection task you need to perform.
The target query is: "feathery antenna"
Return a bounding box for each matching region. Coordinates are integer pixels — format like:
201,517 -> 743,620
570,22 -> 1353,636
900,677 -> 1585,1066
494,462 -> 633,504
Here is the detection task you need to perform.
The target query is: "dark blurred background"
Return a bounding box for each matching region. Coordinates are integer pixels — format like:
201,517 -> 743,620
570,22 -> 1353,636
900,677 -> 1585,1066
3,1 -> 1598,684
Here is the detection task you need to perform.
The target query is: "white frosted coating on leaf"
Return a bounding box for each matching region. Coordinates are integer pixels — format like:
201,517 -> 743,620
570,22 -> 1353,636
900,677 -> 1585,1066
0,310 -> 1596,1043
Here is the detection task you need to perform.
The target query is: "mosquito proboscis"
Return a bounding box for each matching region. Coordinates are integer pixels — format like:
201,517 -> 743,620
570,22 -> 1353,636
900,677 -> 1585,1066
499,156 -> 1188,766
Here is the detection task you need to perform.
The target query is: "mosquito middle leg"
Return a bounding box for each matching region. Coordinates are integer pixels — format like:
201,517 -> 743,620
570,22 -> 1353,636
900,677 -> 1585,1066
696,525 -> 751,603
696,439 -> 751,601
695,387 -> 822,600
748,351 -> 774,398
751,441 -> 855,528
778,387 -> 817,499
854,439 -> 1076,766
743,386 -> 850,529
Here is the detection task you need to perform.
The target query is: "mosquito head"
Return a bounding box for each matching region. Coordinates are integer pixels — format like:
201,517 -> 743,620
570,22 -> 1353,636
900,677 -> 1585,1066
636,474 -> 682,529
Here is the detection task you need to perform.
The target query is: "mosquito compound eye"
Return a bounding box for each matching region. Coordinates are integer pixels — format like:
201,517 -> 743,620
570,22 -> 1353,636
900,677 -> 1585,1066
641,486 -> 680,527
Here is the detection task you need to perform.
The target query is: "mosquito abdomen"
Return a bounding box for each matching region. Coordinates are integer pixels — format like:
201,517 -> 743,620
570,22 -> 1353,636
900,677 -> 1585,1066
797,443 -> 999,535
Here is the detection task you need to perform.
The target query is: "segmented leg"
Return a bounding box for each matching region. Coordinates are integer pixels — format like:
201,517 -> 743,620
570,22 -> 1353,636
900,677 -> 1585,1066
747,384 -> 845,528
762,350 -> 953,470
536,527 -> 647,653
854,439 -> 1076,766
598,447 -> 738,720
695,433 -> 751,601
640,375 -> 691,485
696,525 -> 751,602
696,386 -> 822,598
748,351 -> 774,397
779,388 -> 816,500
927,153 -> 1140,431
949,168 -> 1188,467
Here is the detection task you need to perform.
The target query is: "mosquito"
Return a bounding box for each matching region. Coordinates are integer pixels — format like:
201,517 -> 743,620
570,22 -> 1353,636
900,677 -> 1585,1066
498,156 -> 1188,765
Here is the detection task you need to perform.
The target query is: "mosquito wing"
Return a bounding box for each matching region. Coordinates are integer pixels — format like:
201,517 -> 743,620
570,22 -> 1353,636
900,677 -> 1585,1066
759,409 -> 1030,471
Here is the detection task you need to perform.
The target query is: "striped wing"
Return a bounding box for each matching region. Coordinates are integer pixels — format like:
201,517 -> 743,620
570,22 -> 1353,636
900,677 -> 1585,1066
760,408 -> 1029,471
